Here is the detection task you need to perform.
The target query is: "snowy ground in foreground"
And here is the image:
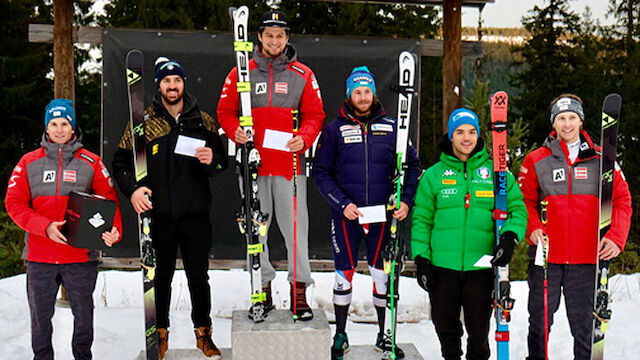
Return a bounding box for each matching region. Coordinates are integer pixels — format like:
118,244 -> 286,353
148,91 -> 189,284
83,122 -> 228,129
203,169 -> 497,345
1,270 -> 639,359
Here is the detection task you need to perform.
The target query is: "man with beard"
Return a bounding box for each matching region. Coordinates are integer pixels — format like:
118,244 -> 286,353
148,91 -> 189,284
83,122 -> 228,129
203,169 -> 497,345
217,10 -> 325,320
112,57 -> 227,359
312,66 -> 421,359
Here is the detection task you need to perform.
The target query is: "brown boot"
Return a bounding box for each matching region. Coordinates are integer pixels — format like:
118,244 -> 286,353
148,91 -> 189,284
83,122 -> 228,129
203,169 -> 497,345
248,281 -> 275,320
290,281 -> 313,321
157,328 -> 168,360
194,326 -> 221,359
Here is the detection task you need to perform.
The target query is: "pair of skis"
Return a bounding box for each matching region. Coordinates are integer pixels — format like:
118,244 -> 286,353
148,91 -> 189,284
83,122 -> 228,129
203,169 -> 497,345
381,51 -> 417,360
490,91 -> 515,360
125,50 -> 159,360
591,93 -> 621,360
230,5 -> 270,323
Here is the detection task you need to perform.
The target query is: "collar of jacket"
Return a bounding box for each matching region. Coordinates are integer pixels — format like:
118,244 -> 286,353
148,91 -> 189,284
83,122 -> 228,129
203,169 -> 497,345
337,100 -> 385,125
152,91 -> 201,124
544,129 -> 598,163
253,43 -> 297,73
438,134 -> 488,171
40,132 -> 83,162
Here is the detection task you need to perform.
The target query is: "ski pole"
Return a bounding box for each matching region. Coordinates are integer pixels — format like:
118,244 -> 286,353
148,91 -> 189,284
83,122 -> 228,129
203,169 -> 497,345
541,200 -> 549,360
292,109 -> 300,322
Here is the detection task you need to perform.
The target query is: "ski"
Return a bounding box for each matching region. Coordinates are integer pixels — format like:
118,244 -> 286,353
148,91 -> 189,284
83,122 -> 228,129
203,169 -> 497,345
382,51 -> 416,360
126,49 -> 159,360
490,91 -> 515,360
591,93 -> 621,360
230,5 -> 269,323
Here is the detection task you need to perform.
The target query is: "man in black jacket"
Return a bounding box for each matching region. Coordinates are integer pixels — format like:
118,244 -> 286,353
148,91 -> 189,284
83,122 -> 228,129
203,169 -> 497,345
112,57 -> 227,359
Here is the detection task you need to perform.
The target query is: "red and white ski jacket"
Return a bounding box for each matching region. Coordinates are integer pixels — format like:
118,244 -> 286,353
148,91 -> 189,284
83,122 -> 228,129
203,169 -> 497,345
5,136 -> 122,264
517,130 -> 632,264
217,44 -> 325,180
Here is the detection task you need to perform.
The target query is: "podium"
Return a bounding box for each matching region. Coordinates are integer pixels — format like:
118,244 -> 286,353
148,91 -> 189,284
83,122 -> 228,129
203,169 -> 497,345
232,309 -> 331,360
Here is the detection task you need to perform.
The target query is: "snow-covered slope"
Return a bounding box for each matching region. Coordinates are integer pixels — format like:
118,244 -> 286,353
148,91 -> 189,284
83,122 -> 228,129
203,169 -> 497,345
1,271 -> 638,359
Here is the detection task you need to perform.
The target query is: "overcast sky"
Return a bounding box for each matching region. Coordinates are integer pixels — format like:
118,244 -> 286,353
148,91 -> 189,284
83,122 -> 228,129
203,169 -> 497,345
461,0 -> 615,28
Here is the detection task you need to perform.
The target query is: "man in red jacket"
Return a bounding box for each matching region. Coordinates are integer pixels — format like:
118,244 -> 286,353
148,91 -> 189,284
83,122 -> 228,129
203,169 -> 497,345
518,94 -> 632,360
5,98 -> 122,360
217,9 -> 325,320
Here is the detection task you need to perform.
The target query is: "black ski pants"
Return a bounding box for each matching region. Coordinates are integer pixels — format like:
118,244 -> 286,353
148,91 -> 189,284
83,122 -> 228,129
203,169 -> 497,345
153,212 -> 213,329
428,266 -> 494,360
26,261 -> 98,360
527,250 -> 596,360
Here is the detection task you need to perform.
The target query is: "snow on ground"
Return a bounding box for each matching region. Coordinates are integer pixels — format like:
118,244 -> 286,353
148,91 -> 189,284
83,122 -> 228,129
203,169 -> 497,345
1,270 -> 639,359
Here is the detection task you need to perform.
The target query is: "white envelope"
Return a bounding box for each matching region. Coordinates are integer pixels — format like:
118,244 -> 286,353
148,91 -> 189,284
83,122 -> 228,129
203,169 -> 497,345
534,237 -> 546,267
263,129 -> 293,152
174,135 -> 206,157
358,205 -> 387,224
473,255 -> 494,268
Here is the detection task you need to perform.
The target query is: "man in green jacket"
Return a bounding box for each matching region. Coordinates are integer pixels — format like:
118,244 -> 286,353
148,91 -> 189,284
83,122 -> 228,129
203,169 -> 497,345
411,108 -> 527,360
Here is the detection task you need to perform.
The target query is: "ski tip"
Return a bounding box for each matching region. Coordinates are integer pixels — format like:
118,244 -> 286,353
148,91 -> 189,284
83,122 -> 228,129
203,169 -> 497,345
228,7 -> 237,20
602,93 -> 622,118
491,90 -> 508,103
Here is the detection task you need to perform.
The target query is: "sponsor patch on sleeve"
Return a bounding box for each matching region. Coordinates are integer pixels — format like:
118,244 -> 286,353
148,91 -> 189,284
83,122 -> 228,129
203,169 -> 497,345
290,64 -> 306,75
79,153 -> 95,164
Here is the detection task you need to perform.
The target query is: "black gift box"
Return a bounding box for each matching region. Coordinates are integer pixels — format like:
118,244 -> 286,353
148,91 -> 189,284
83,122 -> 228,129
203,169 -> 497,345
63,191 -> 116,251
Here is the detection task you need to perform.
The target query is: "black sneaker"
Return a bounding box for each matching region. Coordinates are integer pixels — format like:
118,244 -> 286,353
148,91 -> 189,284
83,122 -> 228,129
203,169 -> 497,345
331,332 -> 350,360
375,332 -> 405,359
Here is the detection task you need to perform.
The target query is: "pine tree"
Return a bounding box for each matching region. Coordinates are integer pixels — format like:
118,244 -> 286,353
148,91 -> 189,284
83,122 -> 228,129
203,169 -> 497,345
0,0 -> 52,198
511,0 -> 583,146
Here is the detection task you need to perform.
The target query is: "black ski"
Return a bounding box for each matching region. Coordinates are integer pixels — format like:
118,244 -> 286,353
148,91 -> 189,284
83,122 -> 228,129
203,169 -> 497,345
126,49 -> 158,360
591,93 -> 621,360
381,51 -> 416,360
230,5 -> 269,323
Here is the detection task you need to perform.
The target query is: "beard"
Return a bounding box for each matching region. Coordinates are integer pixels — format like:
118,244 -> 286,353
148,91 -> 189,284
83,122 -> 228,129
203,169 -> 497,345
161,89 -> 183,105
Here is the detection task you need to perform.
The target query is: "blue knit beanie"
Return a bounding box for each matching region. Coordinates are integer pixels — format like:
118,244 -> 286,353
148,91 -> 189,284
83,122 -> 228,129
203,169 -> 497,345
44,98 -> 75,129
447,108 -> 479,140
154,57 -> 186,86
346,66 -> 376,99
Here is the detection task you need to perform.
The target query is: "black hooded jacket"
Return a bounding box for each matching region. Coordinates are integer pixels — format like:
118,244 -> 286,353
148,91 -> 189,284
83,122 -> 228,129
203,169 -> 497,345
112,91 -> 227,219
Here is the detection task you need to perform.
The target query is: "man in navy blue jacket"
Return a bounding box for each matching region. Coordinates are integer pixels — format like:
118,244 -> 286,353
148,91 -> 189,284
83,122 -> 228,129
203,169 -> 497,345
312,66 -> 421,360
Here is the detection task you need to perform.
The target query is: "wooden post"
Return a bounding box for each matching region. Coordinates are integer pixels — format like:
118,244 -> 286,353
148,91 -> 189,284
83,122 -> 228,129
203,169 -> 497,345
53,0 -> 74,307
442,0 -> 462,132
53,0 -> 74,101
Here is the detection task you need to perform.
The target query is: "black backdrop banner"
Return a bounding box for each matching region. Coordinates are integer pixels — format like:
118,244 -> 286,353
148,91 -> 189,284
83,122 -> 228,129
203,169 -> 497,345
101,28 -> 420,261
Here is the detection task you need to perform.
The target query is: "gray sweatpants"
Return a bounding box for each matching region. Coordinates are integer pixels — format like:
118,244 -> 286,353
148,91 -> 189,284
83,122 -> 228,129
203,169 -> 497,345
255,175 -> 313,286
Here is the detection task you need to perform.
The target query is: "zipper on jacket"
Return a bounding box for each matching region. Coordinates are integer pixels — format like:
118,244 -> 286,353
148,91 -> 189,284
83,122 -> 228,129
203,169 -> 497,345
566,162 -> 572,264
351,118 -> 369,204
55,147 -> 63,264
268,63 -> 274,107
461,161 -> 470,270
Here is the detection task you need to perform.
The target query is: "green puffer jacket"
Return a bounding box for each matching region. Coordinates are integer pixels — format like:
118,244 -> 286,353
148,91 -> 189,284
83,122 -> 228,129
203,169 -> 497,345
411,139 -> 527,271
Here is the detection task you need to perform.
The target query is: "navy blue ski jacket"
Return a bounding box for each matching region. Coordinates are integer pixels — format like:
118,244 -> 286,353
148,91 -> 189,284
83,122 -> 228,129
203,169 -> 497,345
312,102 -> 421,215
